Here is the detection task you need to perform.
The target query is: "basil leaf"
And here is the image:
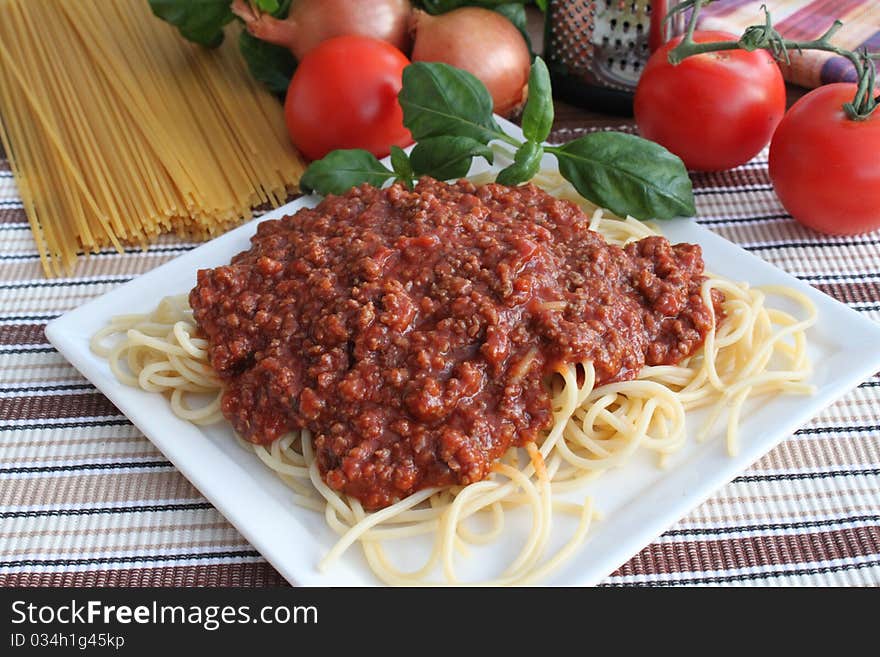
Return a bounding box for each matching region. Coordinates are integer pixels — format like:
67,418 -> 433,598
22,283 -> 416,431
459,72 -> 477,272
149,0 -> 233,48
300,150 -> 395,195
268,0 -> 292,16
521,58 -> 553,143
418,0 -> 461,11
399,62 -> 504,144
496,140 -> 543,186
410,136 -> 495,180
238,31 -> 297,97
151,0 -> 294,93
552,133 -> 695,220
390,146 -> 414,189
418,0 -> 455,12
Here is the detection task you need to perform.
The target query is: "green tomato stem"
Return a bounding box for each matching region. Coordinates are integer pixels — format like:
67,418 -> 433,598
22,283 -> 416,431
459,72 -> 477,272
667,1 -> 878,120
496,132 -> 524,148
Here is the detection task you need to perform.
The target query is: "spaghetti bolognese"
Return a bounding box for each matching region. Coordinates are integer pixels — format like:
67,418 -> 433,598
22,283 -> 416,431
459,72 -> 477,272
91,174 -> 816,585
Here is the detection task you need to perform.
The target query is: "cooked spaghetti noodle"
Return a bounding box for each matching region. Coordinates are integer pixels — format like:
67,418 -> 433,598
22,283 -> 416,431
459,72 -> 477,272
0,0 -> 304,276
91,171 -> 816,585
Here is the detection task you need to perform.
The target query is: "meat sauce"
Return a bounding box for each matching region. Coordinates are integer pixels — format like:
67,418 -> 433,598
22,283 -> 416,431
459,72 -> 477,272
190,178 -> 722,509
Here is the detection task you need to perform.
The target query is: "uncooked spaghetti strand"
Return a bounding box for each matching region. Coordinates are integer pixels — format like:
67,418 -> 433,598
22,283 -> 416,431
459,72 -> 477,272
0,26 -> 119,251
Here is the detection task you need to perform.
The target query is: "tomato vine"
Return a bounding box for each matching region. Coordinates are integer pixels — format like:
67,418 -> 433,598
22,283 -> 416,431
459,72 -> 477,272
666,0 -> 879,120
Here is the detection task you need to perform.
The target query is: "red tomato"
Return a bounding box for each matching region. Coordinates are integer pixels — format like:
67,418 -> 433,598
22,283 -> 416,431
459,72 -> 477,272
769,83 -> 880,235
634,31 -> 786,171
284,35 -> 413,161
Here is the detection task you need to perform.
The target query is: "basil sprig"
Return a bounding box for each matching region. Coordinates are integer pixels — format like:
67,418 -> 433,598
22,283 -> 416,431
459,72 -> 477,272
301,57 -> 695,220
150,0 -> 296,96
496,141 -> 543,186
398,63 -> 506,145
149,0 -> 234,47
521,58 -> 553,143
549,135 -> 696,220
411,137 -> 495,180
300,150 -> 396,196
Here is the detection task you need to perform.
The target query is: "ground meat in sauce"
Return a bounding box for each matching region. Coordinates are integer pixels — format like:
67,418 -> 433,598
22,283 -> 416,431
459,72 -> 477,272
190,178 -> 723,510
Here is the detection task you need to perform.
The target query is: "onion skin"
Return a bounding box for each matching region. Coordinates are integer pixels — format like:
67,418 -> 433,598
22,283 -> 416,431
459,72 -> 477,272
410,8 -> 530,117
231,0 -> 412,60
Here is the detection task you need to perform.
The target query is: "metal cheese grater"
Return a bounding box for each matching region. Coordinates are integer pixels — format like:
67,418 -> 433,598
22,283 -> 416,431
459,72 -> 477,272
544,0 -> 685,114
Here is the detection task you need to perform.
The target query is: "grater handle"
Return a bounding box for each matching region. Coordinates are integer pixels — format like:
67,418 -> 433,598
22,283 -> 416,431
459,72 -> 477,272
649,0 -> 669,53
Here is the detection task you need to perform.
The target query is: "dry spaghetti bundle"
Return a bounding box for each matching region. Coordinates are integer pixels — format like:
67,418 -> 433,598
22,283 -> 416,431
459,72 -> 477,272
0,0 -> 305,276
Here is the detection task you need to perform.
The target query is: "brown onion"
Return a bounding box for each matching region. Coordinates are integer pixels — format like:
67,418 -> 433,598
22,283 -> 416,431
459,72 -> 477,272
231,0 -> 412,60
410,8 -> 530,117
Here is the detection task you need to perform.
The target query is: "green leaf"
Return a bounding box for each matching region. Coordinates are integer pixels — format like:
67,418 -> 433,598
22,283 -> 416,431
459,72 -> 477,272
410,136 -> 494,180
418,0 -> 457,11
390,146 -> 414,188
552,133 -> 695,220
418,0 -> 450,12
534,0 -> 547,12
149,0 -> 234,48
521,57 -> 553,143
268,0 -> 292,17
496,140 -> 542,185
237,0 -> 294,96
399,62 -> 505,144
238,31 -> 297,97
300,150 -> 395,196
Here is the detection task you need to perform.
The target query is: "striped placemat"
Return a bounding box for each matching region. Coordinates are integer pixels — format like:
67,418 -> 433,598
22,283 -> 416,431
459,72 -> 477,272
1,128 -> 879,587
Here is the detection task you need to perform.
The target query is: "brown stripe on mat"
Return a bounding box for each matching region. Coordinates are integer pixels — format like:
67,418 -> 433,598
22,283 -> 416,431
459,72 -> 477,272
814,281 -> 880,305
614,525 -> 880,577
805,396 -> 880,427
691,165 -> 772,190
0,392 -> 120,421
756,248 -> 880,276
0,323 -> 46,346
0,471 -> 201,506
753,435 -> 880,471
548,125 -> 638,145
0,207 -> 26,225
0,562 -> 289,587
0,257 -> 184,286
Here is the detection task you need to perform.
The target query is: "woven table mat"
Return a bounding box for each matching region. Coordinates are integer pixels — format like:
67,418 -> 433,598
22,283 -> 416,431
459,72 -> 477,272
1,126 -> 879,587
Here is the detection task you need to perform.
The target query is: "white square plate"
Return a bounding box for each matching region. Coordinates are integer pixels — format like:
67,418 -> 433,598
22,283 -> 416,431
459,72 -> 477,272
46,120 -> 880,586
